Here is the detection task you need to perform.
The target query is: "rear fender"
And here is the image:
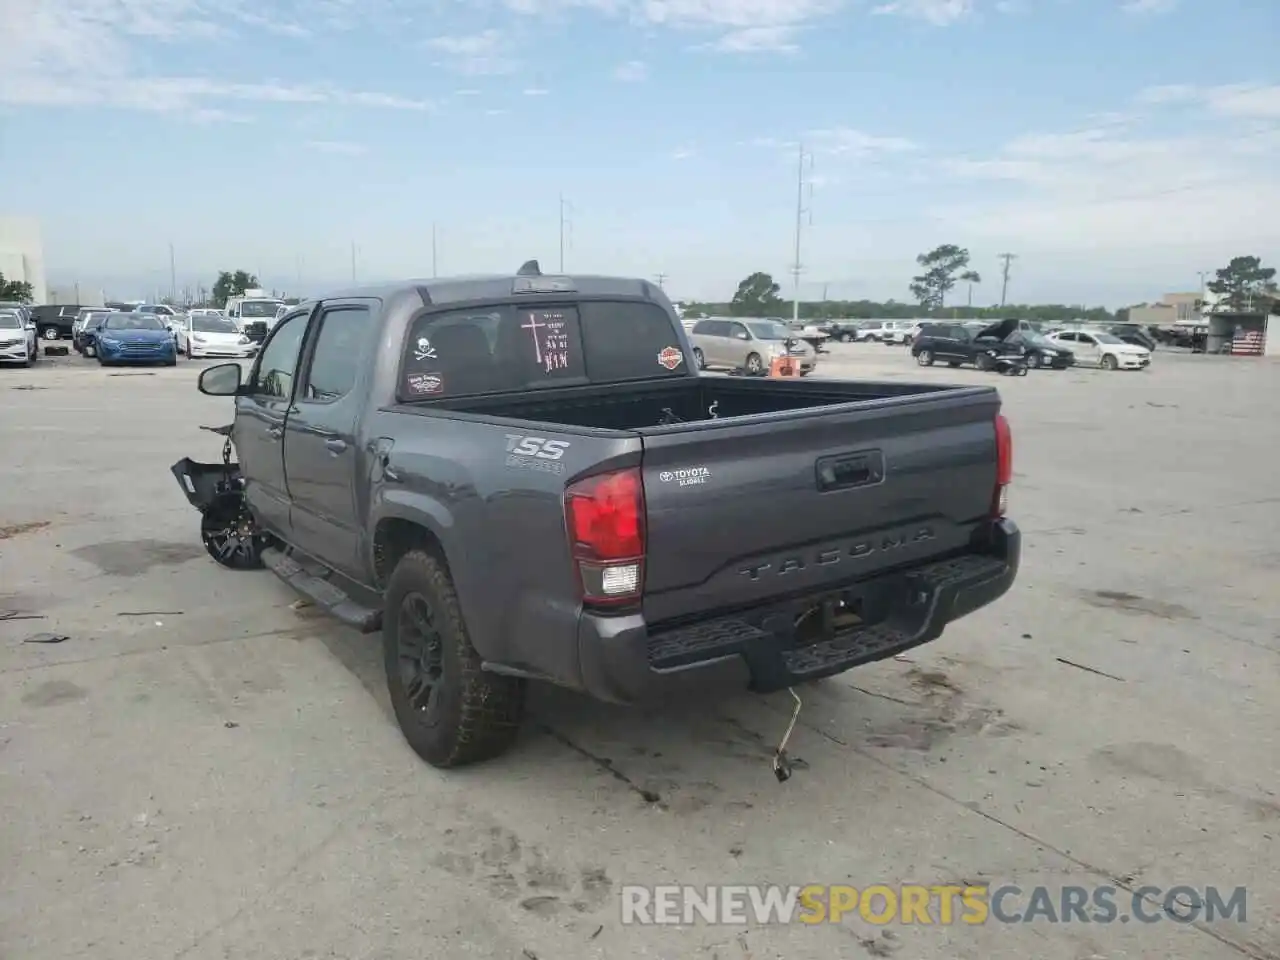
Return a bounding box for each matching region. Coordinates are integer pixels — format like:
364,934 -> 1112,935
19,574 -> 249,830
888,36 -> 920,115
171,457 -> 243,514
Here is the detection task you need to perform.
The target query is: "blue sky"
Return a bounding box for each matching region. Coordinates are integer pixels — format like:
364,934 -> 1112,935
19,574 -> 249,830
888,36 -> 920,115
2,0 -> 1277,306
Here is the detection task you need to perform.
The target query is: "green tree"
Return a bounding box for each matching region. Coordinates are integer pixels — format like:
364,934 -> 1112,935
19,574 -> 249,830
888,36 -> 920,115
211,270 -> 259,306
0,272 -> 35,303
729,272 -> 783,316
909,244 -> 973,309
1206,256 -> 1277,313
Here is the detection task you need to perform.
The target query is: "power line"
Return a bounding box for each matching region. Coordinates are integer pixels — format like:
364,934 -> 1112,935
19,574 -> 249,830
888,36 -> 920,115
790,142 -> 815,326
998,252 -> 1017,307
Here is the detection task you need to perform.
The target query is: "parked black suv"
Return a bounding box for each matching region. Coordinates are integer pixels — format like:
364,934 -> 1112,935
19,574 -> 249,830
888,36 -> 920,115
911,322 -> 1025,370
30,304 -> 83,341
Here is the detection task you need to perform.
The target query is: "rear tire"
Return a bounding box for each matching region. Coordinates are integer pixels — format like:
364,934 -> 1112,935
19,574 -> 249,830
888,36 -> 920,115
693,347 -> 705,370
916,349 -> 934,366
976,353 -> 993,371
383,550 -> 525,768
839,332 -> 854,343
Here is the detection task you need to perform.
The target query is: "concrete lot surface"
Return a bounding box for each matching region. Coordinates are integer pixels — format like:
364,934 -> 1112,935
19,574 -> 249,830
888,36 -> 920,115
2,345 -> 1278,960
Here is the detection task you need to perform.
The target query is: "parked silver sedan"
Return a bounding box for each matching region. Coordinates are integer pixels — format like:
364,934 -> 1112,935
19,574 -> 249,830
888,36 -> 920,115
688,317 -> 816,375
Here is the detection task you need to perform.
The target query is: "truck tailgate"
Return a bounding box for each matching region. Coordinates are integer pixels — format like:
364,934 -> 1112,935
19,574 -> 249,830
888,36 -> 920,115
638,388 -> 1002,623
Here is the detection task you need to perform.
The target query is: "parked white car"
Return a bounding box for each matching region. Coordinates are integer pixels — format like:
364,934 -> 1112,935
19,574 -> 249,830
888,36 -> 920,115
880,321 -> 914,345
176,313 -> 258,359
0,309 -> 38,366
1046,330 -> 1150,370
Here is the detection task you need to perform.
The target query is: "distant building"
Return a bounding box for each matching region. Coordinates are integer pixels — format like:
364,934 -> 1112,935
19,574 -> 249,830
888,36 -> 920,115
0,216 -> 48,304
1128,292 -> 1201,326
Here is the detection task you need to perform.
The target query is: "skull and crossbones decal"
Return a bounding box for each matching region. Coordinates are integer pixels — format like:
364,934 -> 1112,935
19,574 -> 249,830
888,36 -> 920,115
413,337 -> 436,361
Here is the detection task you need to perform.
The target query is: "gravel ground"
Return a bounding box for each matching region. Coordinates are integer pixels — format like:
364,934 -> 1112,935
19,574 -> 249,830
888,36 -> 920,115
1,344 -> 1277,960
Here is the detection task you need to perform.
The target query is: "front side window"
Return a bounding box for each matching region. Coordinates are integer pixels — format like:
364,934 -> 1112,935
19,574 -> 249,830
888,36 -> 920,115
302,305 -> 371,401
251,314 -> 308,399
745,321 -> 788,340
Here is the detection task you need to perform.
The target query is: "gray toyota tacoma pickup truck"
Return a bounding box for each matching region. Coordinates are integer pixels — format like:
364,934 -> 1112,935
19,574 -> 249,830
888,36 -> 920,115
172,262 -> 1019,769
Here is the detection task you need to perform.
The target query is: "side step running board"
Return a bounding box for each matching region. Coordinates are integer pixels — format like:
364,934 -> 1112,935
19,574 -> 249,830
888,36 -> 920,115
262,547 -> 381,633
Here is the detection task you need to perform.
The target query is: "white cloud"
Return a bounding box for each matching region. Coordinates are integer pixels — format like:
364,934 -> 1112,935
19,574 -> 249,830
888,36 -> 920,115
522,86 -> 550,95
425,28 -> 519,74
454,88 -> 482,96
1137,82 -> 1280,119
613,59 -> 648,81
809,126 -> 917,155
870,0 -> 973,26
305,139 -> 368,155
931,100 -> 1280,260
0,0 -> 434,117
1120,0 -> 1176,13
671,146 -> 696,159
704,25 -> 799,52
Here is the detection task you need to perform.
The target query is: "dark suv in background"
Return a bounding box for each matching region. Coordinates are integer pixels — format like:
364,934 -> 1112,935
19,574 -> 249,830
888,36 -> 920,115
30,304 -> 84,341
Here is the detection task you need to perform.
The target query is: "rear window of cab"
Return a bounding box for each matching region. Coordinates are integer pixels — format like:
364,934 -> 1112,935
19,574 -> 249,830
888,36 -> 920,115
399,299 -> 689,399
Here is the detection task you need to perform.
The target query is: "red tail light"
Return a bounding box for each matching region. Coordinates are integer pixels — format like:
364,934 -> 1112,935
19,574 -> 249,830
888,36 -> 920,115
992,413 -> 1012,517
565,467 -> 645,605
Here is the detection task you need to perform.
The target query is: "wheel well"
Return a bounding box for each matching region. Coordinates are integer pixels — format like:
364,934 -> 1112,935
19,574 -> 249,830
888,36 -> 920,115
373,518 -> 447,587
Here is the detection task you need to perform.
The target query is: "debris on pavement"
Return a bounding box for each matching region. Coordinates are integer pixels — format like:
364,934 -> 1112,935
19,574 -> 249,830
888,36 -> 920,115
23,633 -> 69,644
1056,657 -> 1125,682
1,611 -> 45,622
116,610 -> 184,616
0,520 -> 51,539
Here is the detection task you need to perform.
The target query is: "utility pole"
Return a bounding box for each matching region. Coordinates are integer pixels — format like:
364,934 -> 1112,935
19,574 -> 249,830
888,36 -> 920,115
558,195 -> 573,272
432,223 -> 438,278
168,242 -> 176,302
654,272 -> 668,289
791,142 -> 814,327
997,252 -> 1017,307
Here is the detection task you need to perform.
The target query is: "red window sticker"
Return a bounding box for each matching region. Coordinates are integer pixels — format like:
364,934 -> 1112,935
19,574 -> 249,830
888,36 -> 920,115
406,372 -> 443,394
657,346 -> 684,370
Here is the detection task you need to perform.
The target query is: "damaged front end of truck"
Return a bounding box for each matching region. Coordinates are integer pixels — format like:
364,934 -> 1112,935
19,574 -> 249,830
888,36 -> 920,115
171,420 -> 271,570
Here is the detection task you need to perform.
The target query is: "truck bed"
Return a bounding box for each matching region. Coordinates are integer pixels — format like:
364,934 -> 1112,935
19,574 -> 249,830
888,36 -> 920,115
400,375 -> 1004,633
421,375 -> 972,431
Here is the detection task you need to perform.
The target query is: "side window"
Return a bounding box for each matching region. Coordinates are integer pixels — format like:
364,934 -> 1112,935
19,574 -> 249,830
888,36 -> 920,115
251,313 -> 309,399
301,305 -> 372,402
1076,333 -> 1095,345
728,322 -> 749,340
704,320 -> 727,336
691,320 -> 712,335
578,301 -> 687,380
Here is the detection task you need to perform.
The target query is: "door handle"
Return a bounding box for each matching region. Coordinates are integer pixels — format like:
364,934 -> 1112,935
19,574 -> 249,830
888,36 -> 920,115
266,425 -> 283,439
325,438 -> 348,454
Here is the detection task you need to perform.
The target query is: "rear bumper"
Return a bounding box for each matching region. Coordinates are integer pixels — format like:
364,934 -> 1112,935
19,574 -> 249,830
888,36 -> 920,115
576,519 -> 1021,705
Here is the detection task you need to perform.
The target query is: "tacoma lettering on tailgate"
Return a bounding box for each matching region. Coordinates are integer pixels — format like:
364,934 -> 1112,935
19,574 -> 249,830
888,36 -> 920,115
738,526 -> 936,580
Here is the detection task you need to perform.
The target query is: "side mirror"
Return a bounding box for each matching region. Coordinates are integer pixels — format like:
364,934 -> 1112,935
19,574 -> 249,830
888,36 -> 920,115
737,331 -> 750,340
198,362 -> 243,396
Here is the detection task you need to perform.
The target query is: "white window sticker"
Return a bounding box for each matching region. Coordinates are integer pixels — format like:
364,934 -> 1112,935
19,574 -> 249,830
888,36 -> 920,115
413,337 -> 437,361
658,467 -> 711,487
